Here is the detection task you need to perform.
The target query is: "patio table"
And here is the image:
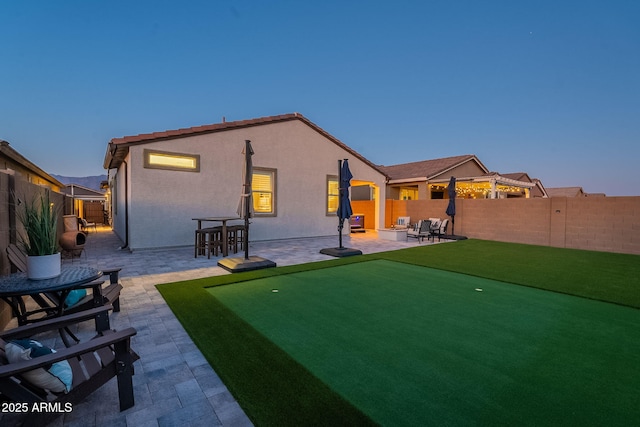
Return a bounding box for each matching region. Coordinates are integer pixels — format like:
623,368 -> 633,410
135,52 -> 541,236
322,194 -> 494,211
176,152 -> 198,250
193,217 -> 241,257
0,266 -> 104,345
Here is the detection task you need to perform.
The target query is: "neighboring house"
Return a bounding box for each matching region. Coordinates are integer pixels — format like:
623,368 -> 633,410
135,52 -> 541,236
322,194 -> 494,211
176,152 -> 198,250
62,184 -> 107,225
500,173 -> 548,198
103,113 -> 389,250
0,140 -> 64,192
546,187 -> 587,198
0,140 -> 66,329
379,154 -> 540,200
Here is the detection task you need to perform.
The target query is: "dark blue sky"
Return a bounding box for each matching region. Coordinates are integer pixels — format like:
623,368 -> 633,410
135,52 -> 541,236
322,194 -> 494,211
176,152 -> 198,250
1,1 -> 638,195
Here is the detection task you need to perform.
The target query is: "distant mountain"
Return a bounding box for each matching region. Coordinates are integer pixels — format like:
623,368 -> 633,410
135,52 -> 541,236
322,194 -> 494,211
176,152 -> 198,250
52,174 -> 107,192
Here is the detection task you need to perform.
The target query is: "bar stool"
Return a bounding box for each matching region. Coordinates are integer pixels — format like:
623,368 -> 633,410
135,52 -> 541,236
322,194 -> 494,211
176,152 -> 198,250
195,226 -> 222,258
205,227 -> 223,258
227,225 -> 246,253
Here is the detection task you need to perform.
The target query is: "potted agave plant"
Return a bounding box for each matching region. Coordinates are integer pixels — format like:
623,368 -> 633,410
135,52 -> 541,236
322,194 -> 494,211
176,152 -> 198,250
17,192 -> 61,280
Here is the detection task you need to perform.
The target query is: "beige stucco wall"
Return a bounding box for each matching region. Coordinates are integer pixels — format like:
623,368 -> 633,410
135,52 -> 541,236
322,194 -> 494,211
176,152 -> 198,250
440,161 -> 486,181
112,120 -> 387,250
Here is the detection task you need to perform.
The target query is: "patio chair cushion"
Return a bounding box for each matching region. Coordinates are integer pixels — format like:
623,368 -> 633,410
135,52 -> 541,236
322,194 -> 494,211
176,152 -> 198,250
5,339 -> 73,393
64,289 -> 87,308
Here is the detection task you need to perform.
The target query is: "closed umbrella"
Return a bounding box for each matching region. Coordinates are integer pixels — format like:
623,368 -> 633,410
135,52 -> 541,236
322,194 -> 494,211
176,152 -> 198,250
337,159 -> 354,248
237,140 -> 254,260
219,139 -> 275,272
445,176 -> 456,236
320,158 -> 361,257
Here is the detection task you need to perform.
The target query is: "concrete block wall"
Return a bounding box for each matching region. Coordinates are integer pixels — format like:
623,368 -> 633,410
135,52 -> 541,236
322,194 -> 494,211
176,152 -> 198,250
460,198 -> 551,246
358,196 -> 640,255
0,172 -> 12,326
0,171 -> 68,329
565,197 -> 640,254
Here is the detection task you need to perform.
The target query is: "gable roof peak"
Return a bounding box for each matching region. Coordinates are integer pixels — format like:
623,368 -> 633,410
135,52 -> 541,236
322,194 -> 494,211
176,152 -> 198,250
104,113 -> 388,177
380,154 -> 485,181
109,113 -> 306,145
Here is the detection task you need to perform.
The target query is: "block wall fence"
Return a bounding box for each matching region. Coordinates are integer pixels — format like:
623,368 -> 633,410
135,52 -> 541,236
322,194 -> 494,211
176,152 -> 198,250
0,172 -> 67,327
352,196 -> 640,255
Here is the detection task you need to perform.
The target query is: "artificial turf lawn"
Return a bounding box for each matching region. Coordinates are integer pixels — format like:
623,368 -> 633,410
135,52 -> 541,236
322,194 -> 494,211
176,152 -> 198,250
156,240 -> 640,426
207,260 -> 640,426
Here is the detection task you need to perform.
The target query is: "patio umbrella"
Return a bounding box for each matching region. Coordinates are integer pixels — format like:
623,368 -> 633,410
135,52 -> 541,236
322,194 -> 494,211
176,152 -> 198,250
238,140 -> 254,260
219,140 -> 276,272
320,158 -> 361,257
337,159 -> 354,249
445,175 -> 457,236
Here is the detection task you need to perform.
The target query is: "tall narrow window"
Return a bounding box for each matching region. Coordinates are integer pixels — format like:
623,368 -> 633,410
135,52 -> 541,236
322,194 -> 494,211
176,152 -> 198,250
327,175 -> 339,215
252,168 -> 276,216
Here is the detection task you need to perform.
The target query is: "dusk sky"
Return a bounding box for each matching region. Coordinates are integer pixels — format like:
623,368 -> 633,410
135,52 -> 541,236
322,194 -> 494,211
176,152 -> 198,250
1,1 -> 638,195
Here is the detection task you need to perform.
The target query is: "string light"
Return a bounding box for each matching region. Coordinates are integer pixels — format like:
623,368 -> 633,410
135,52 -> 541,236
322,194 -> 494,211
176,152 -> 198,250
429,182 -> 528,199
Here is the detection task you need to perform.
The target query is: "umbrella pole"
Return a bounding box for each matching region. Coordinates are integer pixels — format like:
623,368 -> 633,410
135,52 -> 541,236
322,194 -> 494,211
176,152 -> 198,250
338,159 -> 344,248
244,215 -> 249,260
244,140 -> 251,260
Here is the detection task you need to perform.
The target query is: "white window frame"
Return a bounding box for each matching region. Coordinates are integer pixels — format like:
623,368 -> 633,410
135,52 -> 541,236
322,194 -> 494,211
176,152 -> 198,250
326,175 -> 339,215
252,167 -> 277,217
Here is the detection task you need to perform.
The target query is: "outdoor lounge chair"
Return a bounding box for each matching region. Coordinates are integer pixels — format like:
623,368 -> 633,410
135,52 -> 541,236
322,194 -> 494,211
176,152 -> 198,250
430,218 -> 449,241
6,244 -> 124,323
407,220 -> 432,242
0,306 -> 138,426
80,218 -> 97,234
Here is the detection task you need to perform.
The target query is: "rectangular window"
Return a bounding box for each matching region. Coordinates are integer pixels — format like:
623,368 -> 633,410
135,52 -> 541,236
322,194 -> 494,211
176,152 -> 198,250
327,175 -> 339,215
400,187 -> 419,200
144,149 -> 200,172
252,168 -> 276,216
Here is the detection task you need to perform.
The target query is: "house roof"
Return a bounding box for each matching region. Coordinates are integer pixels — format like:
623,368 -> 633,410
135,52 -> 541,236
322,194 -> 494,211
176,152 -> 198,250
104,113 -> 388,178
0,139 -> 64,188
501,172 -> 532,182
546,187 -> 586,197
379,155 -> 488,181
500,172 -> 548,197
63,184 -> 105,197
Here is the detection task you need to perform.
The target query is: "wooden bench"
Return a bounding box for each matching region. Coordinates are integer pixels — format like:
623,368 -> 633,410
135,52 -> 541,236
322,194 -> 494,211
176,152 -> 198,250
0,306 -> 138,425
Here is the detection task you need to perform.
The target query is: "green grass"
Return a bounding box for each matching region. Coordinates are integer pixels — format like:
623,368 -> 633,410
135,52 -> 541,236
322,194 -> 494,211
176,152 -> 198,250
156,240 -> 640,426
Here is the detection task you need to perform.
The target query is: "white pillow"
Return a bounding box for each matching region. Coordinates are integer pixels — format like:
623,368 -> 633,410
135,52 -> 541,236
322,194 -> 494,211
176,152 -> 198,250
5,339 -> 73,393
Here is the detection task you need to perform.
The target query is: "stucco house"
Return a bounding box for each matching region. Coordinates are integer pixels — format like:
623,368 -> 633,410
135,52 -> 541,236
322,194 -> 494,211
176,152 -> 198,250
546,187 -> 586,197
379,154 -> 542,200
499,173 -> 548,198
1,140 -> 66,328
1,140 -> 64,192
103,113 -> 389,250
63,184 -> 107,225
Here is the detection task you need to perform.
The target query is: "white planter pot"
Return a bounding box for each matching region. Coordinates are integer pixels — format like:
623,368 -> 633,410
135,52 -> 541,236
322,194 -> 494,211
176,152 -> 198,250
26,253 -> 61,280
